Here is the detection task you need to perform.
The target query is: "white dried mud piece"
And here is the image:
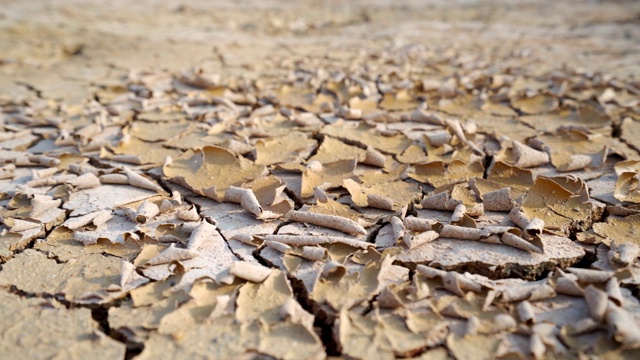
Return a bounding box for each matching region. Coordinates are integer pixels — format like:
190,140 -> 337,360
483,232 -> 543,253
286,210 -> 366,236
366,193 -> 394,210
565,267 -> 613,283
362,146 -> 386,168
608,242 -> 639,268
482,188 -> 515,212
440,224 -> 482,240
509,206 -> 544,240
406,230 -> 440,249
65,172 -> 101,190
124,167 -> 164,193
30,195 -> 61,218
0,163 -> 16,179
606,301 -> 640,348
450,204 -> 467,224
511,141 -> 550,168
555,276 -> 584,296
297,246 -> 327,261
415,265 -> 481,296
26,174 -> 76,187
606,277 -> 624,306
134,200 -> 159,224
186,221 -> 215,251
176,205 -> 200,221
336,105 -> 362,120
62,210 -> 113,230
225,186 -> 263,217
118,260 -> 147,290
28,155 -> 60,167
530,333 -> 546,360
500,282 -> 556,303
229,261 -> 273,283
32,167 -> 59,180
424,130 -> 452,146
265,240 -> 292,254
98,173 -> 129,184
517,301 -> 536,324
313,187 -> 329,203
411,109 -> 445,125
398,233 -> 583,280
8,219 -> 41,232
421,191 -> 460,211
390,216 -> 405,242
146,244 -> 199,266
404,217 -> 439,231
231,234 -> 262,246
445,118 -> 483,154
261,235 -> 373,249
584,286 -> 608,322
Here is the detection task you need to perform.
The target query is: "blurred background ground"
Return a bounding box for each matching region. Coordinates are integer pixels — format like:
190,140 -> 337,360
0,0 -> 638,103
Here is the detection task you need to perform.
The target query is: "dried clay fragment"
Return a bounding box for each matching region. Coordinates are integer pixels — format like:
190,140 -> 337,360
516,301 -> 536,325
565,267 -> 613,284
134,200 -> 159,224
405,230 -> 440,249
65,172 -> 101,190
606,300 -> 640,348
261,235 -> 373,249
286,210 -> 367,236
509,207 -> 544,240
608,242 -> 639,268
225,186 -> 263,218
390,216 -> 405,243
146,244 -> 199,266
482,188 -> 515,212
229,261 -> 273,283
421,191 -> 460,211
511,141 -> 550,168
366,193 -> 394,210
404,217 -> 439,231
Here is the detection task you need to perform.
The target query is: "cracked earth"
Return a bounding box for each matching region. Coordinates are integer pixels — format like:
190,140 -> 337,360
1,0 -> 640,359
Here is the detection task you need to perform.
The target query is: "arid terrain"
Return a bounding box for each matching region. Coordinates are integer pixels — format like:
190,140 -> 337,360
1,1 -> 640,359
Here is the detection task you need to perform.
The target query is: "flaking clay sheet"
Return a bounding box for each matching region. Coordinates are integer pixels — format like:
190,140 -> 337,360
1,1 -> 640,358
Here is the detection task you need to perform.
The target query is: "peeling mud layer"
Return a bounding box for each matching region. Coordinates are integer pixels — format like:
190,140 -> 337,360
1,0 -> 640,359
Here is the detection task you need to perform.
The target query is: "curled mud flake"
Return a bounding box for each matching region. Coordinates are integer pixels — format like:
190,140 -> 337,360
482,187 -> 515,212
98,173 -> 129,185
286,210 -> 366,236
404,217 -> 440,232
62,210 -> 113,230
608,242 -> 639,268
442,271 -> 482,296
0,163 -> 16,179
424,130 -> 452,147
229,261 -> 273,283
301,158 -> 356,198
366,193 -> 394,210
265,240 -> 292,254
231,234 -> 263,246
606,301 -> 640,348
28,155 -> 61,167
65,172 -> 101,190
421,191 -> 460,211
555,276 -> 584,296
30,195 -> 61,218
390,216 -> 405,242
439,224 -> 482,240
530,333 -> 546,360
135,200 -> 160,224
450,204 -> 467,224
177,205 -> 200,221
517,301 -> 536,325
297,246 -> 327,261
500,282 -> 556,303
566,267 -> 613,283
509,206 -> 545,240
406,230 -> 440,249
225,186 -> 263,217
498,232 -> 544,253
584,286 -> 608,322
27,174 -> 77,187
511,141 -> 550,168
124,167 -> 165,193
362,146 -> 386,168
261,234 -> 373,249
186,221 -> 216,251
146,244 -> 199,265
